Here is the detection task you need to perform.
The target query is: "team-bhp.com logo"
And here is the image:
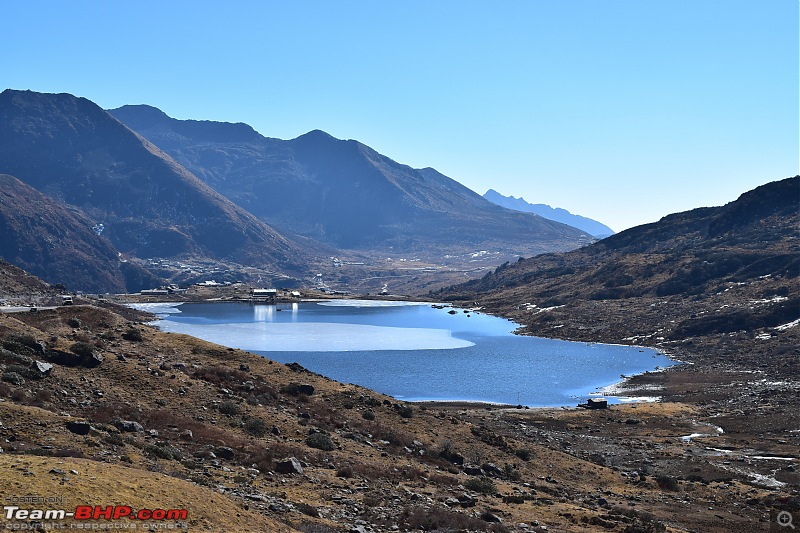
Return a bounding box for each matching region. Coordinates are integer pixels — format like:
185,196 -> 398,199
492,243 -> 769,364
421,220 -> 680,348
4,505 -> 188,529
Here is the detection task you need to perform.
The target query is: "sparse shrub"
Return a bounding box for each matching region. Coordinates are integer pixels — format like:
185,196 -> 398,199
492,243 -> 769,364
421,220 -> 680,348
281,382 -> 315,397
400,505 -> 504,532
0,347 -> 33,366
70,341 -> 97,358
655,474 -> 680,491
243,382 -> 277,406
51,448 -> 86,459
362,422 -> 413,448
5,333 -> 38,349
296,503 -> 319,518
336,465 -> 354,478
218,401 -> 241,416
121,328 -> 143,342
305,432 -> 335,451
298,525 -> 340,533
0,382 -> 11,397
29,389 -> 52,407
465,477 -> 497,495
504,463 -> 522,481
361,410 -> 375,421
192,365 -> 250,386
514,448 -> 532,461
395,404 -> 414,418
66,317 -> 82,328
10,389 -> 27,402
144,443 -> 183,461
438,439 -> 465,465
244,417 -> 267,437
2,372 -> 25,386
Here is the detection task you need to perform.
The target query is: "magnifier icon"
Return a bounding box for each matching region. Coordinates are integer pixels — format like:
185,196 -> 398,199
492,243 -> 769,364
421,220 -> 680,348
778,511 -> 796,529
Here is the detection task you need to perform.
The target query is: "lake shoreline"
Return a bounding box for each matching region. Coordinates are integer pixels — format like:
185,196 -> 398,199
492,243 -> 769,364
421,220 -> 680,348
129,298 -> 676,408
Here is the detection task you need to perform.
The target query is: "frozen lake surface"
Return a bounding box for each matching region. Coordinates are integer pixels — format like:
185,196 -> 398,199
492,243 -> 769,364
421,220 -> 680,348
134,300 -> 676,406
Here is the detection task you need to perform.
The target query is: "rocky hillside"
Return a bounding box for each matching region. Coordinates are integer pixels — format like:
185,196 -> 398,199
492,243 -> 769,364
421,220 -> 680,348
435,176 -> 800,372
0,90 -> 310,277
109,105 -> 593,257
0,258 -> 57,302
483,189 -> 615,238
0,174 -> 159,293
0,293 -> 794,532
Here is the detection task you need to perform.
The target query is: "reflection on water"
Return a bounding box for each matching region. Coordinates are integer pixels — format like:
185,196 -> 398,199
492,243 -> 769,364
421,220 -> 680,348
144,300 -> 677,407
254,305 -> 273,322
253,303 -> 302,323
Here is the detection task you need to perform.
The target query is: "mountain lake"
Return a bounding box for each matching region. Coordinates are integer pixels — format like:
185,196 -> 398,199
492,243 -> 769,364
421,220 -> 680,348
132,300 -> 677,407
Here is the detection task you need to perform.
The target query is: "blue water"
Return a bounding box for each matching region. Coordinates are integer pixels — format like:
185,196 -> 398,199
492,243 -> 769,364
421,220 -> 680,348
136,300 -> 676,407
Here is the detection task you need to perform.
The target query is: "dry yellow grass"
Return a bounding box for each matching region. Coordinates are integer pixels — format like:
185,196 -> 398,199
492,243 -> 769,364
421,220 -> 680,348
0,454 -> 296,531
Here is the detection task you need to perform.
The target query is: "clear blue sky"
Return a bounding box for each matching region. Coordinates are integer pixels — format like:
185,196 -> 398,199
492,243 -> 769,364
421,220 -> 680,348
3,1 -> 798,231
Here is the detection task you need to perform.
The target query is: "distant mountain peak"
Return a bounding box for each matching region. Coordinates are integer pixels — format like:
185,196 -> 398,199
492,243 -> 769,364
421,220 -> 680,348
483,189 -> 614,238
112,104 -> 171,123
109,104 -> 261,144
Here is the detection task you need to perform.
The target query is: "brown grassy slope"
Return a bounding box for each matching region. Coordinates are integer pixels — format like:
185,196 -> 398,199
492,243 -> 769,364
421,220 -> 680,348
433,176 -> 800,373
0,437 -> 293,531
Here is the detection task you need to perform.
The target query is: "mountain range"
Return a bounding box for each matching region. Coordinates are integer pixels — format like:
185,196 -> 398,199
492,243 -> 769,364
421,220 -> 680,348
108,105 -> 593,254
0,90 -> 598,292
483,189 -> 614,238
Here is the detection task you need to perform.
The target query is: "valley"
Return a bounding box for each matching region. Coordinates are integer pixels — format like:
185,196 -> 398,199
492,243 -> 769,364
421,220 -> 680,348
0,88 -> 796,532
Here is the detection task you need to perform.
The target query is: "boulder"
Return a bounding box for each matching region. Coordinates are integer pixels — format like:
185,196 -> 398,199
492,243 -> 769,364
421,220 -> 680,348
481,462 -> 504,477
83,352 -> 104,368
33,361 -> 53,377
297,383 -> 315,396
65,420 -> 92,436
275,457 -> 304,475
114,420 -> 144,433
215,446 -> 235,460
463,464 -> 484,476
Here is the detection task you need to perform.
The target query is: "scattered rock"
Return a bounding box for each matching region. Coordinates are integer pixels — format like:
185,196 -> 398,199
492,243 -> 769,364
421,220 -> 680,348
239,364 -> 250,372
114,420 -> 144,433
